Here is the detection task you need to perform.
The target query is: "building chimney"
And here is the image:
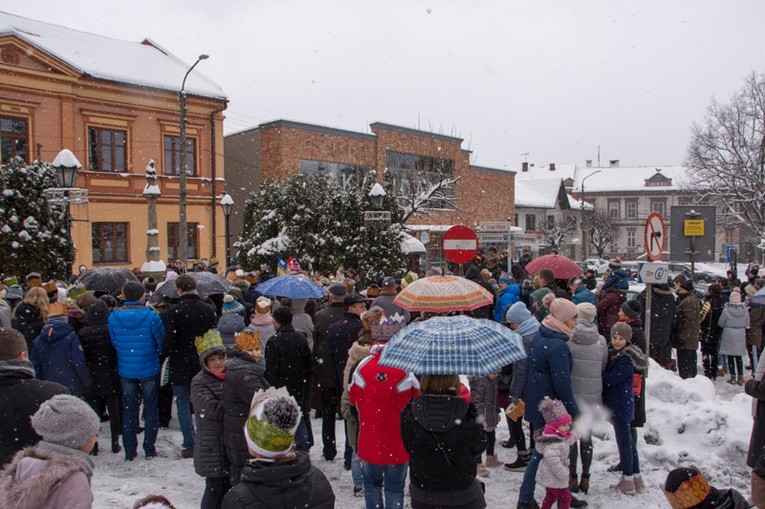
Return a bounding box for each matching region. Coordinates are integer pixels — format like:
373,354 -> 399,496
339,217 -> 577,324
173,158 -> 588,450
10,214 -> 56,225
522,162 -> 529,172
609,159 -> 620,167
585,160 -> 592,168
549,163 -> 556,171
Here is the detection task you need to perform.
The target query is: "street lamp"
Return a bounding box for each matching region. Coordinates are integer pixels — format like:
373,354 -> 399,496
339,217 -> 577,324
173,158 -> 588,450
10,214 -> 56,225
220,193 -> 234,265
51,149 -> 82,278
580,169 -> 601,259
365,183 -> 391,222
178,53 -> 209,273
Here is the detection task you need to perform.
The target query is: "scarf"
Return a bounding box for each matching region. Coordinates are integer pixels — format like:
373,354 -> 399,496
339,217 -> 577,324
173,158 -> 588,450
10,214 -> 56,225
542,314 -> 574,340
34,441 -> 95,479
0,359 -> 36,378
515,316 -> 540,338
210,369 -> 226,381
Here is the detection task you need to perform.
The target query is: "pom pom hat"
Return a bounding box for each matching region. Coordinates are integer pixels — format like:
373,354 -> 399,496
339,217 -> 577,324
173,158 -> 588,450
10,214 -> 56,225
244,387 -> 301,459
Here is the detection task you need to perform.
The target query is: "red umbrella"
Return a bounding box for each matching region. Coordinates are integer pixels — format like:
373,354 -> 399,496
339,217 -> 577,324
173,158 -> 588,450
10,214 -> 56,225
524,254 -> 583,279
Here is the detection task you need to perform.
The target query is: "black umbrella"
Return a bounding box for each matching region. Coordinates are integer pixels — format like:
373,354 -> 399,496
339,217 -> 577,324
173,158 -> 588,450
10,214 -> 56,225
156,271 -> 231,298
76,268 -> 140,293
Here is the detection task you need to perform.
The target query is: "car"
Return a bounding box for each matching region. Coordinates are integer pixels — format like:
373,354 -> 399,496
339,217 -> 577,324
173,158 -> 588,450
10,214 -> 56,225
583,258 -> 610,275
626,282 -> 646,301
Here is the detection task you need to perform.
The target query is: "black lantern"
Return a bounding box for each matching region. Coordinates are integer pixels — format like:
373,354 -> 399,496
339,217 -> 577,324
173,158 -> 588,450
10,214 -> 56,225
52,149 -> 81,187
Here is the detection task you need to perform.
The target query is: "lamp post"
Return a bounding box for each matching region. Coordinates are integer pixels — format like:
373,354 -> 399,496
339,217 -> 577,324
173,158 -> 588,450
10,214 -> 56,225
178,53 -> 209,273
220,193 -> 234,266
365,183 -> 390,223
580,169 -> 601,259
51,149 -> 81,278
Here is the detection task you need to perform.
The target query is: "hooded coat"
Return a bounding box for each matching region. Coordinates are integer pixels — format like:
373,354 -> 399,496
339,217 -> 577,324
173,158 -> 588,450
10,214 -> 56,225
494,284 -> 522,324
568,320 -> 608,407
190,352 -> 228,479
718,302 -> 750,356
635,285 -> 676,353
535,431 -> 579,489
78,301 -> 120,397
602,345 -> 648,422
468,375 -> 500,431
107,302 -> 165,379
30,320 -> 91,397
221,452 -> 335,509
597,289 -> 625,336
11,303 -> 44,350
264,324 -> 313,409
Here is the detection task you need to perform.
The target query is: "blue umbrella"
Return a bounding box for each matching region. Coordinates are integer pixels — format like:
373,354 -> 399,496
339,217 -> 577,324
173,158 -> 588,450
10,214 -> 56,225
256,274 -> 326,299
378,315 -> 527,375
750,286 -> 765,308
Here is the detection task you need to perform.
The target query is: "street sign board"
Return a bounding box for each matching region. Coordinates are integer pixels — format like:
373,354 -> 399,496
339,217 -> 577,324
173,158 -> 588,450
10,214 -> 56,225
478,233 -> 508,243
638,262 -> 669,284
442,225 -> 478,264
669,206 -> 716,262
644,212 -> 666,260
478,221 -> 511,233
684,219 -> 705,236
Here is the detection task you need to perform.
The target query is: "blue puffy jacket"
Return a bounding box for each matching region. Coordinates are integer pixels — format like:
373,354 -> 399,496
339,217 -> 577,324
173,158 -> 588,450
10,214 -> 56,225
522,325 -> 579,430
494,284 -> 522,323
31,320 -> 92,397
572,286 -> 597,305
601,269 -> 629,292
108,302 -> 165,379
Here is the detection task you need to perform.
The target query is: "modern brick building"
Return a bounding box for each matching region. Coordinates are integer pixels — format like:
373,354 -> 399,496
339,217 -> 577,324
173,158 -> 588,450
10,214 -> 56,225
225,120 -> 516,270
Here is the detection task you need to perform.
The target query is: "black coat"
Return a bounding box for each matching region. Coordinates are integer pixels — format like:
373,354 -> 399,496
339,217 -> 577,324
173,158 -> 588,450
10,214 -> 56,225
313,303 -> 346,389
326,313 -> 363,390
0,360 -> 68,465
636,285 -> 676,352
264,324 -> 313,408
221,452 -> 335,509
191,367 -> 228,478
78,301 -> 120,397
11,303 -> 44,350
163,293 -> 218,386
224,350 -> 270,476
745,372 -> 765,468
400,395 -> 486,497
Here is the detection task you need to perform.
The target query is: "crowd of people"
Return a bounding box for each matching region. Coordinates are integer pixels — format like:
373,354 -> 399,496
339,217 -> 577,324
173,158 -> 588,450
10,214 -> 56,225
0,255 -> 764,508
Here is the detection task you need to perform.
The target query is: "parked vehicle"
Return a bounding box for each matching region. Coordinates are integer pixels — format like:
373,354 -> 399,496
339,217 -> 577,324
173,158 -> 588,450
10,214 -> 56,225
583,258 -> 610,275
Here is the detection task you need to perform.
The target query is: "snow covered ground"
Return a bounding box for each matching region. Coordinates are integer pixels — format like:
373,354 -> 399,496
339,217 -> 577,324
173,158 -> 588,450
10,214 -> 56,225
91,360 -> 754,508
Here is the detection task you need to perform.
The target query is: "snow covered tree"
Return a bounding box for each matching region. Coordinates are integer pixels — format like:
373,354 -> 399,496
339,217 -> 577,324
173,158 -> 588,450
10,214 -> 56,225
584,210 -> 618,258
237,180 -> 288,271
686,71 -> 765,239
387,156 -> 461,224
0,158 -> 68,279
539,216 -> 578,254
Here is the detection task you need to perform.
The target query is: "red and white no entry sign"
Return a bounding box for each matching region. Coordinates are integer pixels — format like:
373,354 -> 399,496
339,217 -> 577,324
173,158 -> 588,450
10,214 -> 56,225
442,225 -> 478,264
644,212 -> 666,260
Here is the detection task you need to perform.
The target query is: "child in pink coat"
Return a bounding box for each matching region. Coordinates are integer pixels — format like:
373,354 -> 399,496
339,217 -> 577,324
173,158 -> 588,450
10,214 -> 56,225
535,397 -> 579,509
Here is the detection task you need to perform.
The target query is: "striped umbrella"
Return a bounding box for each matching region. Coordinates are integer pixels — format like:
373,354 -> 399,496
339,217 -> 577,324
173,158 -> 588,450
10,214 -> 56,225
378,315 -> 527,375
392,275 -> 493,313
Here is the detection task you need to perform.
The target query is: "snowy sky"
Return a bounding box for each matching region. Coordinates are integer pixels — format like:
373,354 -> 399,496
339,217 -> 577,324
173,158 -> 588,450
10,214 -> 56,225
4,0 -> 764,170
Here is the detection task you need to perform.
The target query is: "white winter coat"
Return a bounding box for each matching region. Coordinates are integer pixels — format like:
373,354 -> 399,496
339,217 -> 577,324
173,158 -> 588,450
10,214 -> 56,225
718,303 -> 750,356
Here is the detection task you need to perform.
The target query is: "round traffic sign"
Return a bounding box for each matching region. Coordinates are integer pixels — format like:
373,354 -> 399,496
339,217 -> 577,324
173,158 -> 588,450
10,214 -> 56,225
442,225 -> 478,264
644,212 -> 666,260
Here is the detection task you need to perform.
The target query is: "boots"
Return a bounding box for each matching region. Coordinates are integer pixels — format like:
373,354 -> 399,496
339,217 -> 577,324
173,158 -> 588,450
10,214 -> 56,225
738,375 -> 745,386
504,452 -> 531,472
579,474 -> 590,494
485,455 -> 503,468
633,474 -> 645,493
569,475 -> 579,493
111,436 -> 122,454
610,475 -> 636,495
728,374 -> 737,385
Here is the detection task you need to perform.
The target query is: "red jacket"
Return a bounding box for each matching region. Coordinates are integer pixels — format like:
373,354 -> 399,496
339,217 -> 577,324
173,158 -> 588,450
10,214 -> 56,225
349,343 -> 419,465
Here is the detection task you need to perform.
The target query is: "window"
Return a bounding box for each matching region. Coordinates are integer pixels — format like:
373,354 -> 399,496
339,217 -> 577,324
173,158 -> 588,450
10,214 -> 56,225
0,116 -> 28,163
651,201 -> 665,215
514,214 -> 518,226
386,151 -> 455,209
92,223 -> 129,263
627,231 -> 636,248
546,215 -> 555,228
525,214 -> 536,231
299,159 -> 372,191
88,127 -> 126,172
609,201 -> 620,219
164,135 -> 197,176
626,201 -> 638,219
168,222 -> 199,260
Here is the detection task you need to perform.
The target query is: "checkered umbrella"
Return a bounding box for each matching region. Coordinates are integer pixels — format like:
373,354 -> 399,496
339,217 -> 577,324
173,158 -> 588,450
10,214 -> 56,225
378,315 -> 527,375
392,275 -> 493,313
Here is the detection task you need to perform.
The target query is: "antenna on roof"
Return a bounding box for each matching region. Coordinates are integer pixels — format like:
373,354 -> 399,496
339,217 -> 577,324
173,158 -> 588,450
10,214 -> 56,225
520,152 -> 529,163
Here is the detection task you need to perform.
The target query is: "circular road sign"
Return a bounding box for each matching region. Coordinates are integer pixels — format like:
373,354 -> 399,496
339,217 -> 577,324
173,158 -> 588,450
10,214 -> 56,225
442,225 -> 478,264
644,211 -> 666,260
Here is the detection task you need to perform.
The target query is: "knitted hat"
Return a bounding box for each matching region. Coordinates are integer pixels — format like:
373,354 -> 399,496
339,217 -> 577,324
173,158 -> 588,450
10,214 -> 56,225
31,394 -> 100,449
576,303 -> 597,323
549,298 -> 578,322
730,291 -> 742,304
663,467 -> 712,509
255,296 -> 271,314
222,294 -> 246,316
195,329 -> 226,364
244,387 -> 301,459
608,258 -> 622,270
505,301 -> 532,324
271,306 -> 293,325
48,302 -> 68,317
621,299 -> 642,320
538,397 -> 570,425
680,279 -> 695,294
235,329 -> 262,352
530,287 -> 552,306
611,322 -> 633,342
328,283 -> 348,297
123,281 -> 146,302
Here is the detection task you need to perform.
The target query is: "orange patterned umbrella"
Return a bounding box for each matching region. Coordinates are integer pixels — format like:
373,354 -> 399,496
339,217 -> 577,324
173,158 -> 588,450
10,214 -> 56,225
392,275 -> 494,313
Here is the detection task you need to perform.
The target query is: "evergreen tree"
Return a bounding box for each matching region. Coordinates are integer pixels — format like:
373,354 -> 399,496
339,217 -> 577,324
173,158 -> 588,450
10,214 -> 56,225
0,158 -> 68,279
237,180 -> 288,271
356,177 -> 405,285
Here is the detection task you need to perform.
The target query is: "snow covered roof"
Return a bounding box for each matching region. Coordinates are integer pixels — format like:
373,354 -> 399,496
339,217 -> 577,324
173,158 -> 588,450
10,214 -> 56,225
515,178 -> 569,208
400,232 -> 426,254
572,166 -> 690,193
0,11 -> 226,100
568,194 -> 594,210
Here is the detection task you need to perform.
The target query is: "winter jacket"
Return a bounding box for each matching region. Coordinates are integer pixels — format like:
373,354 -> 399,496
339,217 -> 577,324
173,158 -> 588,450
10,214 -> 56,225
468,375 -> 500,431
291,307 -> 315,351
221,453 -> 335,509
0,444 -> 94,509
700,293 -> 724,350
218,313 -> 246,346
313,303 -> 346,389
0,360 -> 68,466
718,303 -> 750,356
748,306 -> 765,349
602,345 -> 647,423
745,371 -> 765,468
343,341 -> 370,392
327,313 -> 364,391
0,299 -> 10,329
698,489 -> 750,509
400,395 -> 486,506
571,286 -> 597,306
31,320 -> 92,397
78,301 -> 120,397
635,285 -> 676,351
191,367 -> 228,478
597,289 -> 625,336
11,302 -> 44,350
545,281 -> 571,301
340,387 -> 358,447
601,269 -> 629,292
508,319 -> 538,400
494,284 -> 522,323
163,293 -> 218,386
349,342 -> 419,465
372,291 -> 411,323
248,315 -> 276,358
535,431 -> 579,489
465,266 -> 496,319
108,302 -> 165,379
523,325 -> 579,430
568,320 -> 608,408
264,324 -> 313,409
224,349 -> 270,481
672,292 -> 701,350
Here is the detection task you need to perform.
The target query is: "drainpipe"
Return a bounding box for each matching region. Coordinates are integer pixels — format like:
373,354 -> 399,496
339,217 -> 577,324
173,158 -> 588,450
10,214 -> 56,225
210,103 -> 227,260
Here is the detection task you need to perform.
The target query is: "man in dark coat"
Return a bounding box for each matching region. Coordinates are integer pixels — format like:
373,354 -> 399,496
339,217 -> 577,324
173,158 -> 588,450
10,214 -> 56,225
635,283 -> 676,369
0,328 -> 68,465
465,264 -> 495,319
163,274 -> 218,457
264,306 -> 313,453
312,283 -> 347,460
538,268 -> 571,300
672,279 -> 701,379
